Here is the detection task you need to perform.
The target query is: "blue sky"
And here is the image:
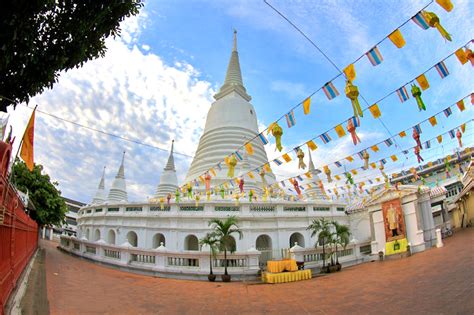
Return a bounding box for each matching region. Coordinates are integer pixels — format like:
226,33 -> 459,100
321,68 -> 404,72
3,0 -> 473,203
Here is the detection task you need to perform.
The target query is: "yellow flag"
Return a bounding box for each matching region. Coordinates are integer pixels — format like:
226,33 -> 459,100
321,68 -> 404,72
351,169 -> 358,175
267,122 -> 276,135
199,176 -> 205,183
376,177 -> 381,182
370,162 -> 376,169
436,0 -> 453,12
306,184 -> 312,189
399,131 -> 406,138
454,48 -> 468,65
263,163 -> 271,172
248,172 -> 254,179
210,168 -> 216,177
371,145 -> 379,152
437,135 -> 443,143
307,140 -> 317,151
335,175 -> 341,181
303,97 -> 311,115
461,123 -> 466,133
335,124 -> 346,138
429,116 -> 438,126
369,104 -> 381,119
224,182 -> 229,189
305,172 -> 312,178
390,155 -> 398,162
245,142 -> 254,155
282,153 -> 292,163
388,29 -> 405,48
346,156 -> 354,162
416,74 -> 430,90
343,64 -> 356,81
20,109 -> 36,171
392,173 -> 398,178
457,100 -> 465,112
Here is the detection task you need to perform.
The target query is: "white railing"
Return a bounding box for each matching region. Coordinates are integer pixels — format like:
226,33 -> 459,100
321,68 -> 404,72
290,241 -> 372,269
59,236 -> 261,279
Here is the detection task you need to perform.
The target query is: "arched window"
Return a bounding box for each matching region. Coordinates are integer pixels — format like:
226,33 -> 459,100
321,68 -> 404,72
256,234 -> 272,250
152,233 -> 166,248
94,229 -> 101,241
184,235 -> 199,251
289,232 -> 305,248
126,231 -> 138,247
107,229 -> 116,245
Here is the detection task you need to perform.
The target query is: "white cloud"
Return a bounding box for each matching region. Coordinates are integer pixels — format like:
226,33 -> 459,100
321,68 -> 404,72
7,9 -> 216,203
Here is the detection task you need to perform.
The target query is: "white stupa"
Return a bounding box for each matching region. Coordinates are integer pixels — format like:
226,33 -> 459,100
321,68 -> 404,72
304,147 -> 326,200
107,151 -> 128,203
184,31 -> 276,190
91,166 -> 106,204
154,141 -> 178,197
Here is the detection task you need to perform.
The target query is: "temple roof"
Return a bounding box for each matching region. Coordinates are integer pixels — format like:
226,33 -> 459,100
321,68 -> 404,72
92,166 -> 106,204
107,151 -> 128,203
213,30 -> 251,102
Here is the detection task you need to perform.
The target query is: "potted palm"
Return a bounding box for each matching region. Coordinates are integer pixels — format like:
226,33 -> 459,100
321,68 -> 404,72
307,218 -> 332,273
199,233 -> 219,282
332,221 -> 351,271
208,216 -> 243,282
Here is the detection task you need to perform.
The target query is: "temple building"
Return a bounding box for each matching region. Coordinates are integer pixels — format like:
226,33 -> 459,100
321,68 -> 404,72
65,32 -> 457,280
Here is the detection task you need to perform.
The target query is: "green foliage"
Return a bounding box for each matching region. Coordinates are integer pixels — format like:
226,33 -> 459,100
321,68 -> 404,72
331,221 -> 351,265
0,0 -> 143,111
307,217 -> 333,267
208,216 -> 243,275
12,159 -> 67,226
199,233 -> 219,275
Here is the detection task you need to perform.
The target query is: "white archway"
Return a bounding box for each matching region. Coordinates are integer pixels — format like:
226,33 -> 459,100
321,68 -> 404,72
184,235 -> 199,251
256,234 -> 272,250
152,233 -> 166,248
94,229 -> 101,241
289,232 -> 305,248
107,229 -> 116,245
126,231 -> 138,247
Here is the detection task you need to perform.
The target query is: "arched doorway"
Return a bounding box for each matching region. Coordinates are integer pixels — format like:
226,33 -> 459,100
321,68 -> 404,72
126,231 -> 138,247
289,232 -> 305,248
94,229 -> 101,241
107,229 -> 116,245
152,233 -> 166,248
256,234 -> 272,250
184,235 -> 199,251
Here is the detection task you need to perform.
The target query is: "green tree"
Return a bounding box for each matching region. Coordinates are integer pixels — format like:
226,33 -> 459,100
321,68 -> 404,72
331,221 -> 351,265
199,233 -> 219,276
0,0 -> 143,111
307,218 -> 333,269
12,159 -> 67,226
208,216 -> 243,277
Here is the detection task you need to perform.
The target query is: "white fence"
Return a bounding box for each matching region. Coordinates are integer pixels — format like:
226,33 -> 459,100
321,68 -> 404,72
59,236 -> 261,280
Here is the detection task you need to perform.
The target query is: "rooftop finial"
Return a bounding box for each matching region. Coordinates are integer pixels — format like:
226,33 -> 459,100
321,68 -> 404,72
233,29 -> 237,52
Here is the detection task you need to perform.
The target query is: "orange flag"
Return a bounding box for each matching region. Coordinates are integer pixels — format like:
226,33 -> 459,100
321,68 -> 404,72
20,108 -> 36,171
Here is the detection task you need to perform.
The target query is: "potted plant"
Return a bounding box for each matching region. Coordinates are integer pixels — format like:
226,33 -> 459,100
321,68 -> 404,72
331,221 -> 351,271
307,218 -> 332,273
199,233 -> 219,282
208,216 -> 243,282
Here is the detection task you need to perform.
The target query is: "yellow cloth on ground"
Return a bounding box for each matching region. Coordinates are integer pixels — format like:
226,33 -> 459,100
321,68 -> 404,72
263,270 -> 312,284
267,259 -> 298,273
385,238 -> 408,255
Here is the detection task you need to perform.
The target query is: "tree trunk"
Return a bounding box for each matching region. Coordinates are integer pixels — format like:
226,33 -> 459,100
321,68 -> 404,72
224,248 -> 228,275
322,240 -> 326,268
209,251 -> 213,275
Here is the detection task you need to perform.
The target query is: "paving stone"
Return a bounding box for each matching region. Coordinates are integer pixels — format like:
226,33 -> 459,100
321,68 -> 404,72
42,229 -> 474,314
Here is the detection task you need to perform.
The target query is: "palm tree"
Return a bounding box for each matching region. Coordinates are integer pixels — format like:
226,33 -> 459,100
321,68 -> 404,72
307,218 -> 333,269
208,216 -> 243,278
332,221 -> 351,265
199,233 -> 219,277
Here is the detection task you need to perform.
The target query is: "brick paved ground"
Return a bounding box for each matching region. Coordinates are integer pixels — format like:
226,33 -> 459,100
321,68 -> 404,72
42,229 -> 474,315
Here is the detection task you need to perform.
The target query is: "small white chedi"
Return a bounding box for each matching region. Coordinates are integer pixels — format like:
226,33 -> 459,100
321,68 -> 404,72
67,32 -> 436,279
